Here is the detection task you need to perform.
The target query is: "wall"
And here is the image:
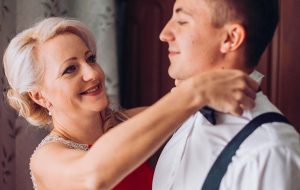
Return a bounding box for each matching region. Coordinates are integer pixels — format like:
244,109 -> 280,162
120,0 -> 300,132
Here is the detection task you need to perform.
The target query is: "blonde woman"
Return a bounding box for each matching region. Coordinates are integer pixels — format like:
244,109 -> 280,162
3,17 -> 257,190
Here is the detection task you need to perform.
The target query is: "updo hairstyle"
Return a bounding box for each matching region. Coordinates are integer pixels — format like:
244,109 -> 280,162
3,17 -> 97,126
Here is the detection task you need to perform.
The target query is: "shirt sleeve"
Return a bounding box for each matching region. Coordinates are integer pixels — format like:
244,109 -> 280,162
220,143 -> 300,190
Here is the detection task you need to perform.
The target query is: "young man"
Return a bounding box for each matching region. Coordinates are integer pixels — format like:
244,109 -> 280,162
153,0 -> 300,189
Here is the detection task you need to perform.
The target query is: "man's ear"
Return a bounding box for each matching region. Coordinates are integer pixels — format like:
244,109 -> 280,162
28,91 -> 51,109
220,24 -> 246,53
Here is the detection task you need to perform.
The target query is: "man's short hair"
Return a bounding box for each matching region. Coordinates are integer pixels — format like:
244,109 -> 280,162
206,0 -> 279,68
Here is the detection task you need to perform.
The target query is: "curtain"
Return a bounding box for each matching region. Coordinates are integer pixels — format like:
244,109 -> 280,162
0,0 -> 119,189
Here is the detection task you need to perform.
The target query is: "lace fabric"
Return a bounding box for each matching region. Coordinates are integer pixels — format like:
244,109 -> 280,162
30,134 -> 90,190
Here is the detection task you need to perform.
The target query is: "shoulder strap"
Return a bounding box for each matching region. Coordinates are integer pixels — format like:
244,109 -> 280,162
36,134 -> 89,151
201,112 -> 290,190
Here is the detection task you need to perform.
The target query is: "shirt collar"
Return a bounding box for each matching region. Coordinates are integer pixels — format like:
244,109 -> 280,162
249,70 -> 264,86
201,70 -> 265,126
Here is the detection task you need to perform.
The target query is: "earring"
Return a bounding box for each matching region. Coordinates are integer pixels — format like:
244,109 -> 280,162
48,111 -> 52,116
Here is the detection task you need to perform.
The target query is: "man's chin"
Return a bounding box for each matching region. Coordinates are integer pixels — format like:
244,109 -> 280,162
175,79 -> 182,87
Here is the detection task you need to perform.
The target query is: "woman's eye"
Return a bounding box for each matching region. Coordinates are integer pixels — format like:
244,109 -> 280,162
63,65 -> 77,75
87,54 -> 96,64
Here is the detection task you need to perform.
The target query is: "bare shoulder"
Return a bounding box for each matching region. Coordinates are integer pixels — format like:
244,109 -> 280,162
31,142 -> 72,167
30,142 -> 86,187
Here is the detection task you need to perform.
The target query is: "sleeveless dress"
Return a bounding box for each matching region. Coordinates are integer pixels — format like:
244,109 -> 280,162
30,108 -> 154,190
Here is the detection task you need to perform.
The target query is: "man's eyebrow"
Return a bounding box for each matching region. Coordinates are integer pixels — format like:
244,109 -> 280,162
175,7 -> 192,16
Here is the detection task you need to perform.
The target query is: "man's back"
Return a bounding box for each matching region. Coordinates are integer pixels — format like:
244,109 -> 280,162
153,75 -> 300,190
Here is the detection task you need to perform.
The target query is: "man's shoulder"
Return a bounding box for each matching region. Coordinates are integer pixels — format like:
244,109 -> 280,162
248,91 -> 281,118
222,91 -> 299,158
248,91 -> 297,139
237,112 -> 299,160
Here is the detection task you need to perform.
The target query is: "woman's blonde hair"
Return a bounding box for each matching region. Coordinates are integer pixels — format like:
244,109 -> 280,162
3,17 -> 97,126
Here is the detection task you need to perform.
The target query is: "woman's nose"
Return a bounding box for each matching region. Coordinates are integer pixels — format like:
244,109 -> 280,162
82,64 -> 98,82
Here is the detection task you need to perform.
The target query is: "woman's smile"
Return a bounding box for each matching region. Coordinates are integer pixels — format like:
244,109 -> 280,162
80,83 -> 103,96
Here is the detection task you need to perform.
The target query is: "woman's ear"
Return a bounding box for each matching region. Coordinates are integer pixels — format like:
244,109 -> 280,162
28,91 -> 51,109
220,24 -> 246,53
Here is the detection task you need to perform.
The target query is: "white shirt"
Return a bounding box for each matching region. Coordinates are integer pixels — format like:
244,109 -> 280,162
153,71 -> 300,190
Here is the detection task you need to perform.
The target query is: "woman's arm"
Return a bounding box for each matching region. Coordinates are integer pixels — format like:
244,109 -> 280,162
31,70 -> 257,190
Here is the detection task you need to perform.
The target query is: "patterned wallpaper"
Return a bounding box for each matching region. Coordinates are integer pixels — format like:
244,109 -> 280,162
1,0 -> 17,189
0,0 -> 118,189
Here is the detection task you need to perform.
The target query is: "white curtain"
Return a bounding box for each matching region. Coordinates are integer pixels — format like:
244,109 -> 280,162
0,0 -> 119,189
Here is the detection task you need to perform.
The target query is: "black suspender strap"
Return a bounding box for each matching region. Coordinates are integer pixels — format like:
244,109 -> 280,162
201,112 -> 290,190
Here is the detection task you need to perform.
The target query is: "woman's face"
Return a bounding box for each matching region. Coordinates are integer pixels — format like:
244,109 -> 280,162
37,33 -> 108,119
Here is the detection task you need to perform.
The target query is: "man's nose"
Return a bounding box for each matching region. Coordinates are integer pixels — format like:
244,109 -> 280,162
159,21 -> 174,42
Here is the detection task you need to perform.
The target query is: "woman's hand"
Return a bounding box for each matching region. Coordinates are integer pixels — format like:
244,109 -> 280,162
173,70 -> 259,116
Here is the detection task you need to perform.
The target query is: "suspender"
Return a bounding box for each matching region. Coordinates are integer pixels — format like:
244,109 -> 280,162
201,112 -> 290,190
